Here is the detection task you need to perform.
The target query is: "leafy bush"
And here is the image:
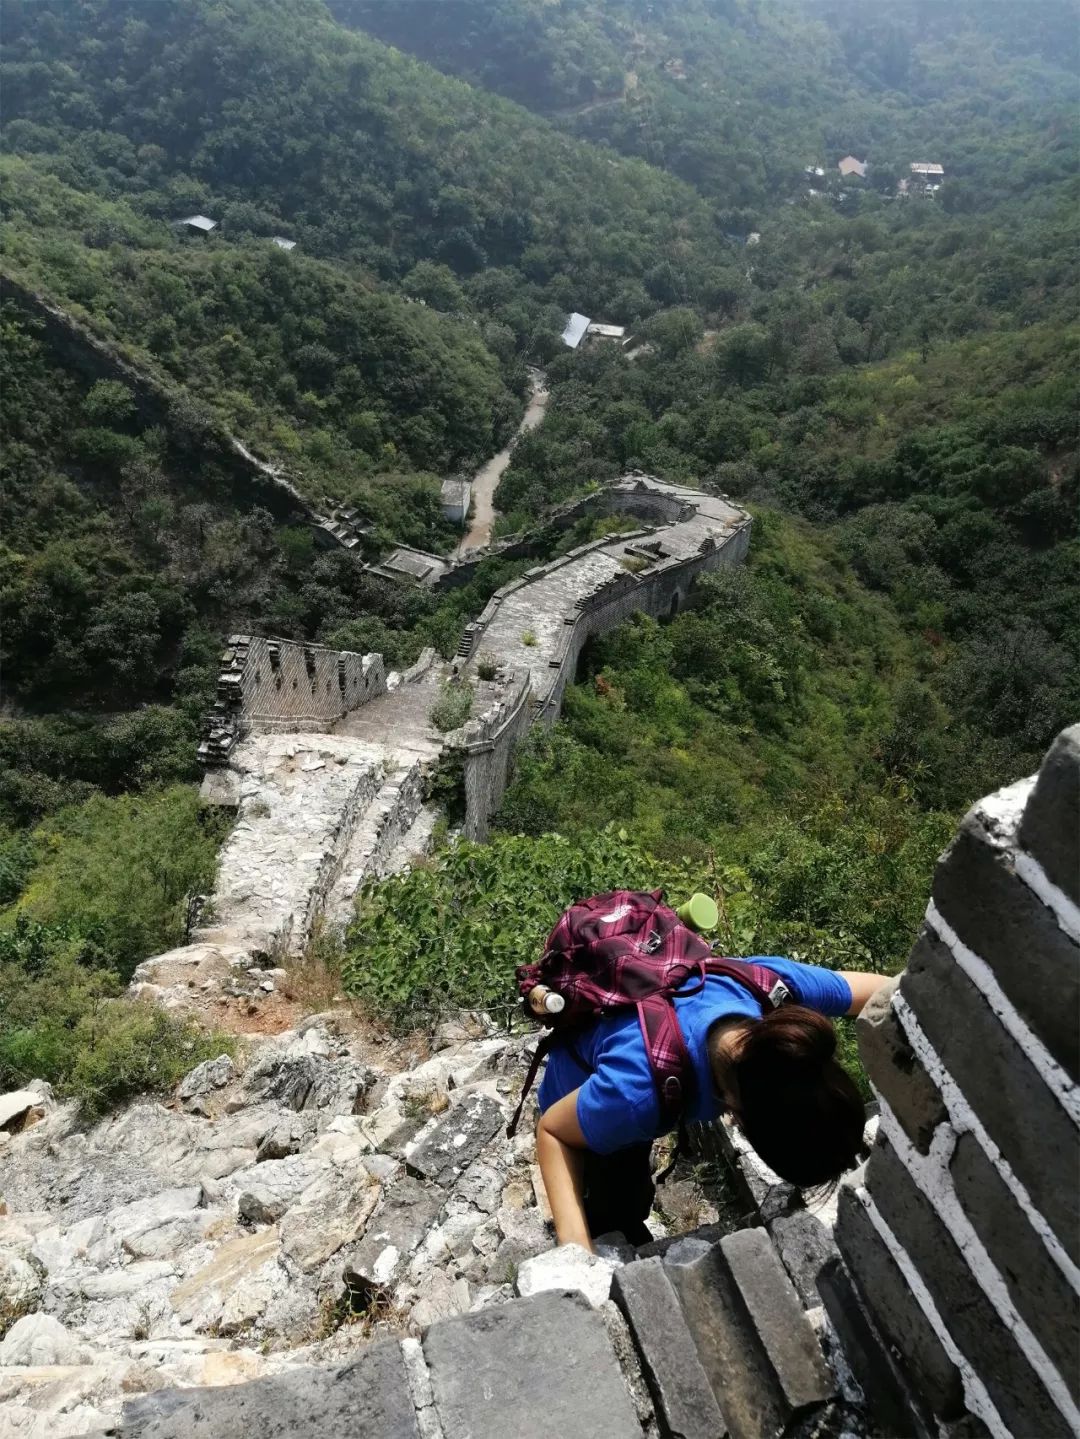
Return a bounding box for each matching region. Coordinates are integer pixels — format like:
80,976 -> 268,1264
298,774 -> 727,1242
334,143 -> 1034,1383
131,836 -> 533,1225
342,826 -> 879,1031
429,682 -> 473,733
10,786 -> 226,979
0,916 -> 230,1117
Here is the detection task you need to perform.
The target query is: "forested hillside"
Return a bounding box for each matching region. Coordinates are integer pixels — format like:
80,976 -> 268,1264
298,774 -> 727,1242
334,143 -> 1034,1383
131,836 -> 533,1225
0,0 -> 1076,1107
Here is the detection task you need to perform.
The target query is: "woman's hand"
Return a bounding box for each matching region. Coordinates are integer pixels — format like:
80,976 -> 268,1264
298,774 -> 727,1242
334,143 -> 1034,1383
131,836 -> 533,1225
840,970 -> 893,1016
535,1088 -> 593,1251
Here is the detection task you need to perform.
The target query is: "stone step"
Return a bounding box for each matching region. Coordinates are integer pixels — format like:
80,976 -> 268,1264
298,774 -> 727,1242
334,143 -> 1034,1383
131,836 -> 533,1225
384,802 -> 441,874
612,1255 -> 727,1438
663,1229 -> 834,1439
324,761 -> 426,928
420,1290 -> 643,1439
118,1335 -> 418,1437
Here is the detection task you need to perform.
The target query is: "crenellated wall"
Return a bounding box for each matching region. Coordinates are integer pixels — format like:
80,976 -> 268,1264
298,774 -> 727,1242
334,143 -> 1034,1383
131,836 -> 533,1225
455,476 -> 751,837
832,725 -> 1080,1438
198,635 -> 387,766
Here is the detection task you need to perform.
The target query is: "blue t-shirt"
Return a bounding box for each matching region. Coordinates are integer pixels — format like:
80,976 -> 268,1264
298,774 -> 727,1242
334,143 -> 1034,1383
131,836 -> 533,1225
536,957 -> 851,1155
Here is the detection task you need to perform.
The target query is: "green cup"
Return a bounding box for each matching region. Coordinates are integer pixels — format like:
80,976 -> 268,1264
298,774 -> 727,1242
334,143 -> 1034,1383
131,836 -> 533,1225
676,892 -> 719,933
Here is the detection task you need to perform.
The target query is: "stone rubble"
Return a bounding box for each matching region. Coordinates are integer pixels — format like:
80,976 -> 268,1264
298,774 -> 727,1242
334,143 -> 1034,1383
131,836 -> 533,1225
0,1016 -> 555,1436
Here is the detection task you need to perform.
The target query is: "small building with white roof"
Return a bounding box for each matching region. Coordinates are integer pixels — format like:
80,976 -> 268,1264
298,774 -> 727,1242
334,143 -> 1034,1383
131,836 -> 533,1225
440,478 -> 472,525
271,236 -> 297,251
561,312 -> 591,349
176,214 -> 217,234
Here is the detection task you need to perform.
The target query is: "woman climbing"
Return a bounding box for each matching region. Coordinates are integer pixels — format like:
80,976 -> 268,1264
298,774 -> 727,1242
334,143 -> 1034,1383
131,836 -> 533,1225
518,890 -> 890,1250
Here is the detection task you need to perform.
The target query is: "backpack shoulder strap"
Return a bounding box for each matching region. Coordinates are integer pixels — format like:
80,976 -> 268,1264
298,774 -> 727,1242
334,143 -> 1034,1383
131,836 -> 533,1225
638,992 -> 694,1128
704,956 -> 793,1010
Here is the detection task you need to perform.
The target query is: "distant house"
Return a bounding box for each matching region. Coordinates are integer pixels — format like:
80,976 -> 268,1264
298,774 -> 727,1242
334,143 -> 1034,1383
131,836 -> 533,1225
910,162 -> 945,191
176,214 -> 217,234
271,236 -> 297,251
366,546 -> 449,588
745,232 -> 761,247
837,156 -> 867,179
804,165 -> 826,178
561,312 -> 591,349
585,322 -> 626,343
440,478 -> 472,525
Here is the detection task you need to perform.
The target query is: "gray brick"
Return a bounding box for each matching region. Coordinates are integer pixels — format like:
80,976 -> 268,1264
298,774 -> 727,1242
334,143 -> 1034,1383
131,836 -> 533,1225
931,816 -> 1079,1077
767,1211 -> 839,1311
421,1291 -> 641,1439
119,1337 -> 418,1437
719,1229 -> 833,1415
857,977 -> 947,1152
1019,724 -> 1080,907
835,1185 -> 964,1419
901,929 -> 1079,1263
950,1133 -> 1079,1400
612,1256 -> 727,1439
870,1135 -> 1073,1438
665,1239 -> 786,1439
405,1093 -> 504,1188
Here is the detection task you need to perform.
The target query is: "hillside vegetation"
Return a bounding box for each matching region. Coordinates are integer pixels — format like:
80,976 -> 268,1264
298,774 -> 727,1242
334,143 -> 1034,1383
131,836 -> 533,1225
0,0 -> 1076,1107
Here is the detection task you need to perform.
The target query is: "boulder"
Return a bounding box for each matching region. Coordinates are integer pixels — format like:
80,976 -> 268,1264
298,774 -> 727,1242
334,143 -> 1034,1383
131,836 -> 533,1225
0,1313 -> 96,1367
406,1094 -> 504,1188
170,1228 -> 282,1333
279,1174 -> 381,1273
0,1084 -> 52,1134
177,1055 -> 236,1114
514,1243 -> 617,1309
342,1178 -> 443,1299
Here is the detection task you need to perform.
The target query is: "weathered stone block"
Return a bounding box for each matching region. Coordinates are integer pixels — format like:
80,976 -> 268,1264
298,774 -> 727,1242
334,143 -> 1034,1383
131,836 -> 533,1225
343,1177 -> 443,1299
514,1241 -> 617,1308
719,1228 -> 833,1415
950,1132 -> 1079,1399
1019,724 -> 1080,907
870,1135 -> 1073,1438
406,1093 -> 504,1188
901,929 -> 1079,1263
612,1255 -> 727,1439
119,1336 -> 418,1437
279,1173 -> 380,1272
421,1290 -> 641,1439
835,1184 -> 963,1418
931,815 -> 1079,1077
817,1255 -> 938,1439
767,1210 -> 838,1311
664,1232 -> 827,1439
857,977 -> 946,1153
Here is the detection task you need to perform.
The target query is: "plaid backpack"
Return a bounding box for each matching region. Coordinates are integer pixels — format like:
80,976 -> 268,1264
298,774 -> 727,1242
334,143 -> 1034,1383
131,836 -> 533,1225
506,888 -> 792,1139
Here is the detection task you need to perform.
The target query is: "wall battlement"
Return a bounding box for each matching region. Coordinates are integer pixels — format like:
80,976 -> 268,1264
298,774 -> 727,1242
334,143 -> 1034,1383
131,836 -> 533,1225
197,634 -> 387,766
833,724 -> 1080,1438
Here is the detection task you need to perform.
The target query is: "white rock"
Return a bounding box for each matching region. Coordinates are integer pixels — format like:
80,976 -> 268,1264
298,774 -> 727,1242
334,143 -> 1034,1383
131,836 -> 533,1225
0,1314 -> 96,1367
0,1089 -> 47,1132
515,1243 -> 617,1309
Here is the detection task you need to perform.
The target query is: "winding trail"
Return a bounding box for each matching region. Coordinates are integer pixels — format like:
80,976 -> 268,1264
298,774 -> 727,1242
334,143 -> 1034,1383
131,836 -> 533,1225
458,369 -> 549,553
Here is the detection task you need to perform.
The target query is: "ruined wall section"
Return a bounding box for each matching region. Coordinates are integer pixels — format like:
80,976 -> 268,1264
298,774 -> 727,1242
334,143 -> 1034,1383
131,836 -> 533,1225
198,635 -> 387,766
834,725 -> 1080,1438
457,476 -> 752,837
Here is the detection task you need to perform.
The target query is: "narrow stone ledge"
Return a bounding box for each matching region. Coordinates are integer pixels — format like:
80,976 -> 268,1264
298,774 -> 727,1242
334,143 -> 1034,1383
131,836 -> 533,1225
950,1132 -> 1079,1399
931,814 -> 1079,1077
900,929 -> 1079,1262
869,1135 -> 1073,1439
857,977 -> 947,1153
835,1184 -> 964,1420
1018,723 -> 1080,909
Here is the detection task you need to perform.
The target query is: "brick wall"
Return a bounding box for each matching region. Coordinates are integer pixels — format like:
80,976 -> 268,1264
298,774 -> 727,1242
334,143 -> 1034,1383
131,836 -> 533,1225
199,635 -> 387,765
836,725 -> 1080,1437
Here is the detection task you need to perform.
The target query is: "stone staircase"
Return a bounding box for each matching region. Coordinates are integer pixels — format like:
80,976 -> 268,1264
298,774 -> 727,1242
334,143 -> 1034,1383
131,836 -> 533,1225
111,1216 -> 843,1439
193,735 -> 430,959
324,761 -> 427,928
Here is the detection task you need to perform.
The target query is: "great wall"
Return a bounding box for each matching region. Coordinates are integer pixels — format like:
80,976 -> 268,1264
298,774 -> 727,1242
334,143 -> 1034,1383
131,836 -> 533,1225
0,305 -> 1076,1435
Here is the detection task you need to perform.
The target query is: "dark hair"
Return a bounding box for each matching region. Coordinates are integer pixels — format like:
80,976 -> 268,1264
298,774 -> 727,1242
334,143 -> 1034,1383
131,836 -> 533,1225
709,1006 -> 865,1188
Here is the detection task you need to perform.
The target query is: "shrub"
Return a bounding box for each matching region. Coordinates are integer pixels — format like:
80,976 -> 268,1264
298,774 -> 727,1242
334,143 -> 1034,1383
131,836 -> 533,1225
11,785 -> 226,979
0,916 -> 230,1117
429,681 -> 473,733
520,630 -> 537,647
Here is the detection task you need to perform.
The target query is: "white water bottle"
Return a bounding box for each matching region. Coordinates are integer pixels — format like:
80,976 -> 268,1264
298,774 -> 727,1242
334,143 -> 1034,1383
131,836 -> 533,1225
528,985 -> 566,1016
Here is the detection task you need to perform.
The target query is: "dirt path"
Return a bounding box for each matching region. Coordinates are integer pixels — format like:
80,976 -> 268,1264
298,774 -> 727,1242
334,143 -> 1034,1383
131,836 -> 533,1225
457,371 -> 549,553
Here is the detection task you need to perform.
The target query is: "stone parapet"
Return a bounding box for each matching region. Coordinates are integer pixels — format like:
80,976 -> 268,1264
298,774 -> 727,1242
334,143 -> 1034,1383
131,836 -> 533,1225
198,635 -> 387,766
837,723 -> 1080,1438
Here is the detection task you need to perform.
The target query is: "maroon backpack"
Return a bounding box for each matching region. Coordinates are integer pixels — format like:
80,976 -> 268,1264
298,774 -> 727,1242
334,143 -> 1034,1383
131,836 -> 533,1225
506,888 -> 792,1139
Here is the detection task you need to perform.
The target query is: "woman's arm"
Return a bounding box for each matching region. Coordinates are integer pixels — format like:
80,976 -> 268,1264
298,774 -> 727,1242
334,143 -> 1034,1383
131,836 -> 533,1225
536,1088 -> 593,1251
839,970 -> 893,1016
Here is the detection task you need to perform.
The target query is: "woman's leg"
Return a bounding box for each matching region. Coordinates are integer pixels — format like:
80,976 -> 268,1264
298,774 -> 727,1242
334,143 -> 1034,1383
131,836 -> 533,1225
582,1144 -> 655,1246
